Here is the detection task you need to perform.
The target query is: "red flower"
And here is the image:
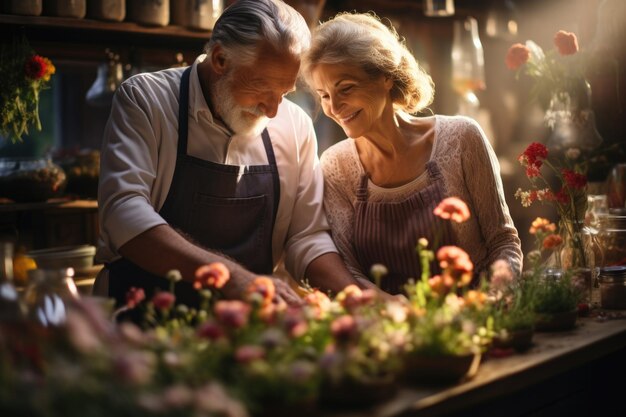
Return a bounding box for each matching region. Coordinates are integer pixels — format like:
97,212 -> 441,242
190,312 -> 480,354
194,262 -> 230,290
561,168 -> 587,190
555,188 -> 570,205
518,142 -> 548,167
553,30 -> 579,56
24,55 -> 47,80
436,246 -> 474,286
543,234 -> 563,249
525,164 -> 541,178
152,291 -> 175,310
433,197 -> 471,223
125,287 -> 146,309
505,43 -> 530,70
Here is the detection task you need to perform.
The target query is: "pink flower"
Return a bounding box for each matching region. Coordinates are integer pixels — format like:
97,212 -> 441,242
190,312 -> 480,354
246,276 -> 275,306
505,43 -> 530,70
196,320 -> 224,341
428,274 -> 452,297
152,291 -> 175,310
125,287 -> 146,309
489,259 -> 514,291
433,197 -> 471,223
330,315 -> 358,343
194,262 -> 230,290
214,300 -> 251,329
235,345 -> 265,363
554,30 -> 579,56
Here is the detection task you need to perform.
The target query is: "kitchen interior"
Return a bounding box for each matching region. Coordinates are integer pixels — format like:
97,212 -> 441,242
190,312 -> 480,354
1,1 -> 626,416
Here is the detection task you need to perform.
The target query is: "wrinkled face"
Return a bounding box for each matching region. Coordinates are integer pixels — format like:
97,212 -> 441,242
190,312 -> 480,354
311,63 -> 393,139
212,46 -> 300,137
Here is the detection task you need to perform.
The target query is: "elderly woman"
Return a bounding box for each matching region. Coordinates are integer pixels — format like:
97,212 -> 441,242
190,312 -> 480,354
301,12 -> 522,294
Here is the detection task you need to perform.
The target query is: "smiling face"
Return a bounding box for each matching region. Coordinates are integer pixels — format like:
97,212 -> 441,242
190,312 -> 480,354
211,44 -> 300,137
311,63 -> 393,139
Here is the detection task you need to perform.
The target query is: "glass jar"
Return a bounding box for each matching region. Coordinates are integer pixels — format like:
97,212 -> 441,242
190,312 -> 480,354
597,214 -> 626,267
127,0 -> 169,27
598,266 -> 626,309
171,0 -> 222,31
3,0 -> 42,16
43,0 -> 86,18
24,267 -> 79,327
0,241 -> 24,322
0,157 -> 67,203
87,0 -> 125,21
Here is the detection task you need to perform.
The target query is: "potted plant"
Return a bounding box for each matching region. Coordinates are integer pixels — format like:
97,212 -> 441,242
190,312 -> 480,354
521,218 -> 583,332
400,198 -> 495,384
488,259 -> 535,353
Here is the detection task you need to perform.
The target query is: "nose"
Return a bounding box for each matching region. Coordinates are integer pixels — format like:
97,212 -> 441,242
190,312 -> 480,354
260,94 -> 282,119
327,94 -> 343,118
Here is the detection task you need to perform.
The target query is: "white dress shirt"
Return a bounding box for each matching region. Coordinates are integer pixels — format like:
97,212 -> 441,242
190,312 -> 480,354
96,54 -> 337,280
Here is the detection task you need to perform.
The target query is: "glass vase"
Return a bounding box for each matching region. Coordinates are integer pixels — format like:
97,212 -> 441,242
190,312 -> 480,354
545,80 -> 603,152
559,219 -> 596,304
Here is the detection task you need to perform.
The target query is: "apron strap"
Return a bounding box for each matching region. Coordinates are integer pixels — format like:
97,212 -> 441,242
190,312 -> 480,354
177,67 -> 192,156
356,174 -> 369,201
261,128 -> 280,246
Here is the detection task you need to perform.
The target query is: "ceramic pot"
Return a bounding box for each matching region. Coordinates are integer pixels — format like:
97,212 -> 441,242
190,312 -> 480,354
492,328 -> 534,352
535,309 -> 577,332
319,374 -> 397,408
402,352 -> 481,385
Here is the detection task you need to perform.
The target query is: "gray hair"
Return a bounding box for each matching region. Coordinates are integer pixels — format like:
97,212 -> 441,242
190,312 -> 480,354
205,0 -> 310,66
302,12 -> 434,114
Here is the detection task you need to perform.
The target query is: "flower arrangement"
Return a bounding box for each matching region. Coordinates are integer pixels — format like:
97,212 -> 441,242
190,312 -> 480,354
515,142 -> 588,270
1,36 -> 55,143
401,198 -> 494,363
522,218 -> 583,321
505,30 -> 587,111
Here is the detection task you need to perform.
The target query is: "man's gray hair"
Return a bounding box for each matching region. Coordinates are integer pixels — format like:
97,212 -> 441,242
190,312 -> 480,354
205,0 -> 310,66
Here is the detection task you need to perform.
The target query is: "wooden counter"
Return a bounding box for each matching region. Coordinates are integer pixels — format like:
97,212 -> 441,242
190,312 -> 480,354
323,316 -> 626,417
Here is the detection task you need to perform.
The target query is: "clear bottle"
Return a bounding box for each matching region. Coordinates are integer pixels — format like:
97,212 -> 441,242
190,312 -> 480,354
24,267 -> 79,327
597,214 -> 626,267
0,241 -> 24,322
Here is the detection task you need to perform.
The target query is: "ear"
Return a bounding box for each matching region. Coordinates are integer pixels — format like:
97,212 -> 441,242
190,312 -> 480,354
384,76 -> 394,91
210,44 -> 228,75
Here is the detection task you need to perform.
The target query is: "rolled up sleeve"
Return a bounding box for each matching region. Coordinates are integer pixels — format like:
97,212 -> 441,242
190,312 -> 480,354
97,81 -> 168,260
282,116 -> 338,281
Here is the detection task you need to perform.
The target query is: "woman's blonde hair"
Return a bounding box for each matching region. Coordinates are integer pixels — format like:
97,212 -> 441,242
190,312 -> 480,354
302,12 -> 434,114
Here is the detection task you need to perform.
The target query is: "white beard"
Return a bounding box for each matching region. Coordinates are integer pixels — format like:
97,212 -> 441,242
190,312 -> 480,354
211,72 -> 270,138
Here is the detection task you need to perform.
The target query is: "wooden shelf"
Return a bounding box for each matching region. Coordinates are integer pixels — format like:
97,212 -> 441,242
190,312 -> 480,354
0,14 -> 211,40
0,198 -> 97,213
0,14 -> 209,64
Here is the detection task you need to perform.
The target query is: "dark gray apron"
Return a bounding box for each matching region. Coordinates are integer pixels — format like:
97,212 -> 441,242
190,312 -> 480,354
353,161 -> 456,295
107,67 -> 280,308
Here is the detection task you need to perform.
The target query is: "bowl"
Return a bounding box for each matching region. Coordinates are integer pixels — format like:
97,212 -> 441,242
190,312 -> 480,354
27,245 -> 96,270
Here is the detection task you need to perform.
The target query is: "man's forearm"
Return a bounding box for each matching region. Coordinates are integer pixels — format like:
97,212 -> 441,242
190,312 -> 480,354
304,252 -> 364,294
118,224 -> 256,299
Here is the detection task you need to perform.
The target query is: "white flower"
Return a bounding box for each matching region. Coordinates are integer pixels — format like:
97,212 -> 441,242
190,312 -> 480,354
565,147 -> 581,160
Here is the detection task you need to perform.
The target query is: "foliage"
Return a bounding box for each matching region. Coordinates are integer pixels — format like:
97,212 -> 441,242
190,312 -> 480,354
520,217 -> 583,315
399,197 -> 495,357
515,142 -> 588,269
0,36 -> 55,143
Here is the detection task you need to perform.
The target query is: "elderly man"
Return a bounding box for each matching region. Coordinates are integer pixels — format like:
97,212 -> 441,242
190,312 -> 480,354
95,0 -> 362,307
